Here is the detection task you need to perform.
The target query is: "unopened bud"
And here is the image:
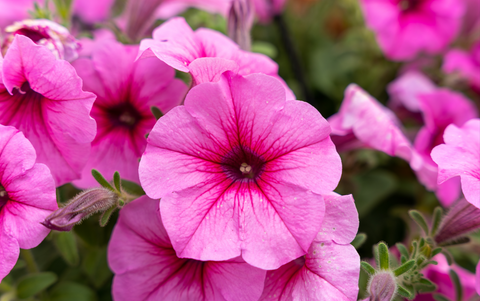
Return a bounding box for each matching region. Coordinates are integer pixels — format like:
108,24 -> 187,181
434,198 -> 480,245
42,188 -> 118,231
2,19 -> 81,61
228,0 -> 254,51
367,272 -> 397,301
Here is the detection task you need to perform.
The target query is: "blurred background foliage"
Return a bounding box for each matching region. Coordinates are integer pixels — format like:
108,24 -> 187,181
1,0 -> 479,300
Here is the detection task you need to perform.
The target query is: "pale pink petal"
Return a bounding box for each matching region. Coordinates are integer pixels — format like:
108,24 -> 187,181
443,43 -> 480,90
155,0 -> 230,19
73,0 -> 114,23
431,119 -> 480,208
189,58 -> 239,85
387,71 -> 436,112
261,243 -> 360,300
108,196 -> 266,301
0,222 -> 19,282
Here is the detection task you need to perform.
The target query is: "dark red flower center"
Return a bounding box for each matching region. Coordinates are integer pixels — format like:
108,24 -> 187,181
221,146 -> 266,181
106,103 -> 143,129
398,0 -> 423,11
0,185 -> 9,210
15,28 -> 50,43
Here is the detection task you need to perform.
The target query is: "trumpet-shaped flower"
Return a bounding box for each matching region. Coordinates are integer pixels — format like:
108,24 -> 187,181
139,17 -> 294,98
108,196 -> 266,301
259,194 -> 360,300
139,73 -> 341,269
72,40 -> 186,188
431,119 -> 480,209
0,124 -> 58,282
0,35 -> 96,186
359,0 -> 464,61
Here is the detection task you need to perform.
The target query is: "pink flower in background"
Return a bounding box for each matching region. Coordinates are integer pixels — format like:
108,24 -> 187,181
443,42 -> 480,91
71,40 -> 187,188
1,19 -> 81,62
260,194 -> 360,300
139,17 -> 294,98
0,124 -> 58,282
0,35 -> 96,186
413,255 -> 478,301
252,0 -> 287,22
387,71 -> 436,113
140,73 -> 341,269
0,0 -> 36,29
476,261 -> 480,295
108,196 -> 266,301
73,0 -> 114,23
359,0 -> 464,61
431,119 -> 480,209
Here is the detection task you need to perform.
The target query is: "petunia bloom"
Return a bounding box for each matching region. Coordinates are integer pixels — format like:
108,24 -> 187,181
139,72 -> 341,269
359,0 -> 464,61
73,0 -> 115,23
0,124 -> 58,282
0,35 -> 96,186
413,254 -> 478,301
259,193 -> 360,300
1,19 -> 81,62
387,71 -> 436,113
72,40 -> 186,188
0,0 -> 36,29
108,196 -> 266,301
431,119 -> 480,209
252,0 -> 288,23
139,17 -> 294,98
443,41 -> 480,91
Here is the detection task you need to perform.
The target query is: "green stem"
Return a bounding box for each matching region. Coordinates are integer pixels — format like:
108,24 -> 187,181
20,249 -> 39,274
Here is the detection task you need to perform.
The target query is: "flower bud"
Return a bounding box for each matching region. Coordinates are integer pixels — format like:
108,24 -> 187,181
228,0 -> 254,51
366,271 -> 397,301
2,19 -> 81,61
42,188 -> 118,231
434,198 -> 480,245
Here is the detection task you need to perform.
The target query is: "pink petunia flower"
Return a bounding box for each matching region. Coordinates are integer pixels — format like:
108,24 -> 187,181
431,119 -> 480,209
0,124 -> 58,282
73,0 -> 115,23
387,71 -> 436,113
108,195 -> 266,301
139,17 -> 294,98
477,261 -> 480,295
413,254 -> 478,301
139,72 -> 341,269
443,41 -> 480,91
1,19 -> 81,62
252,0 -> 287,23
71,40 -> 186,188
259,194 -> 360,300
359,0 -> 464,61
0,35 -> 96,186
0,0 -> 36,29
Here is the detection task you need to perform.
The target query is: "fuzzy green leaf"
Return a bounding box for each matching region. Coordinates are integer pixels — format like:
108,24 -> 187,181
397,286 -> 413,299
396,243 -> 409,259
113,171 -> 121,192
351,233 -> 367,249
442,251 -> 454,265
430,207 -> 443,236
449,269 -> 463,301
433,294 -> 451,301
361,261 -> 375,275
91,169 -> 115,192
431,247 -> 443,258
394,259 -> 415,277
378,243 -> 389,270
409,210 -> 429,235
99,206 -> 116,227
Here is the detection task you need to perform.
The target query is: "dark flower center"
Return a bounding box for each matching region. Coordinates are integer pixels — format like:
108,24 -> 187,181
0,185 -> 9,210
399,0 -> 423,11
107,103 -> 142,128
221,146 -> 266,181
15,28 -> 50,43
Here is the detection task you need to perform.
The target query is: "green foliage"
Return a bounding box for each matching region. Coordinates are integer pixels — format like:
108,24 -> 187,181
53,232 -> 79,266
17,272 -> 58,299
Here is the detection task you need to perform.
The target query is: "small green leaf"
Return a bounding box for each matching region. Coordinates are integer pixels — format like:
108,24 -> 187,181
150,106 -> 163,120
378,243 -> 389,270
431,247 -> 443,258
91,169 -> 115,192
417,278 -> 436,292
412,241 -> 418,259
113,171 -> 121,192
396,243 -> 409,259
351,233 -> 367,249
433,294 -> 452,301
401,255 -> 407,264
397,286 -> 413,299
430,207 -> 443,236
449,269 -> 463,301
99,206 -> 116,227
442,250 -> 454,265
120,179 -> 145,197
17,272 -> 58,299
53,232 -> 79,266
409,210 -> 429,236
49,282 -> 97,301
360,261 -> 375,275
394,259 -> 415,277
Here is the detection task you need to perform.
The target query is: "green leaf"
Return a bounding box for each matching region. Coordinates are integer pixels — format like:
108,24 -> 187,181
91,169 -> 115,192
394,259 -> 415,277
417,278 -> 437,292
120,179 -> 145,197
430,207 -> 443,236
352,170 -> 397,217
360,261 -> 375,275
113,171 -> 121,192
49,282 -> 97,301
53,232 -> 79,266
17,272 -> 58,299
82,248 -> 112,288
449,269 -> 463,301
251,41 -> 278,58
396,243 -> 409,259
442,250 -> 454,265
397,286 -> 413,299
378,243 -> 389,270
431,247 -> 443,258
99,206 -> 116,227
150,106 -> 164,120
351,233 -> 367,249
409,210 -> 429,235
433,294 -> 452,301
